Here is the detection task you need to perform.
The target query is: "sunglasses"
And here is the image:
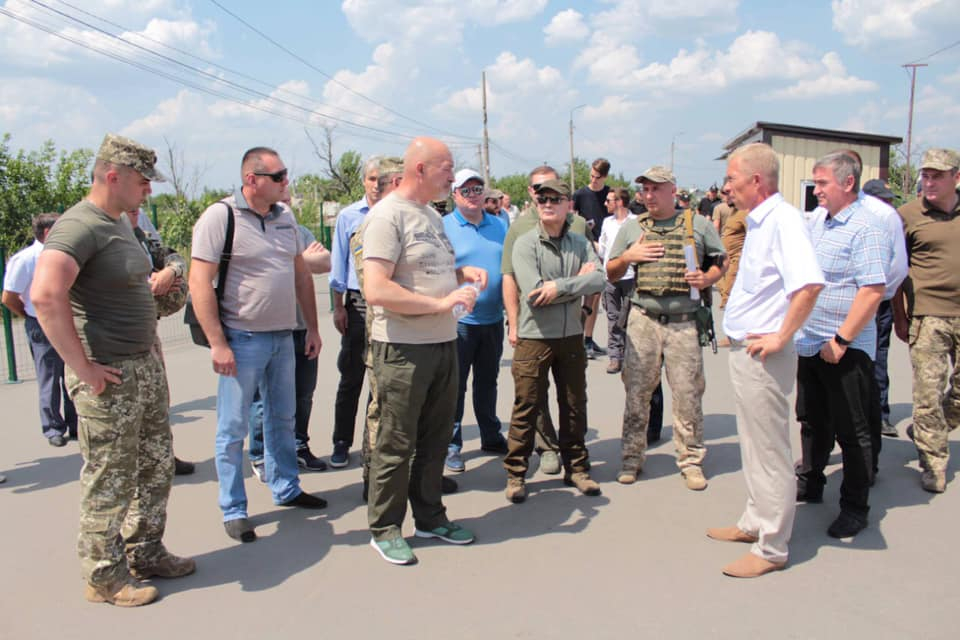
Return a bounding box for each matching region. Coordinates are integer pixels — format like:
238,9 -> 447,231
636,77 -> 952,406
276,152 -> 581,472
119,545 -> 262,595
457,185 -> 485,197
536,195 -> 567,205
252,169 -> 288,183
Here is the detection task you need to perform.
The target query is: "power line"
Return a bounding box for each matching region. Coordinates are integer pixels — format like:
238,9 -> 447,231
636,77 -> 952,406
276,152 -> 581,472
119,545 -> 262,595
907,38 -> 960,65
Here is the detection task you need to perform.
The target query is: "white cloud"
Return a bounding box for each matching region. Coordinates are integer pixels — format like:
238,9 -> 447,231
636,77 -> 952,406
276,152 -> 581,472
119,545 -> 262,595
832,0 -> 960,47
544,9 -> 589,46
0,77 -> 108,143
590,0 -> 740,44
583,95 -> 646,121
764,52 -> 878,100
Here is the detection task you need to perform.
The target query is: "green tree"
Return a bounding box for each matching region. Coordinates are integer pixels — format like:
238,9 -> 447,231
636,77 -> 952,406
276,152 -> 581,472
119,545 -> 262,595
888,145 -> 919,204
152,188 -> 229,254
0,134 -> 93,254
491,173 -> 529,208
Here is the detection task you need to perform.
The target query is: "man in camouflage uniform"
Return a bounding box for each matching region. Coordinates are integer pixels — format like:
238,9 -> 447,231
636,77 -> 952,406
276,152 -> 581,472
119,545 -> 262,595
607,166 -> 726,490
31,134 -> 194,607
894,148 -> 960,493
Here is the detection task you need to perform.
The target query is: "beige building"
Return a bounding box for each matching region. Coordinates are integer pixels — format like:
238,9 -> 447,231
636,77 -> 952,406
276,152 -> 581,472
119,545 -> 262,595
720,122 -> 902,212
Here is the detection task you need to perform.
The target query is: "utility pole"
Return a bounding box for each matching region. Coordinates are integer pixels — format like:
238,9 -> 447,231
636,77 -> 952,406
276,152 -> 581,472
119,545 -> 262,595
481,71 -> 490,183
569,104 -> 586,191
670,132 -> 684,172
902,63 -> 927,197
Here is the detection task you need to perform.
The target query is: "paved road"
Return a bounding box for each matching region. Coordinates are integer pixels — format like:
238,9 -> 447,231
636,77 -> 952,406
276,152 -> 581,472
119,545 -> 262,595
1,288 -> 955,639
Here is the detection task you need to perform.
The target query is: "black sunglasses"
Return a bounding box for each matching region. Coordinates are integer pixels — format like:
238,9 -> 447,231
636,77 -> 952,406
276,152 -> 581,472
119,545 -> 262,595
536,195 -> 566,205
457,185 -> 484,197
252,169 -> 288,183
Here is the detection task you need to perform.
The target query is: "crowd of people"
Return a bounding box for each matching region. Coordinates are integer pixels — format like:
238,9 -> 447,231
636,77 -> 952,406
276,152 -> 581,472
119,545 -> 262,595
2,130 -> 959,603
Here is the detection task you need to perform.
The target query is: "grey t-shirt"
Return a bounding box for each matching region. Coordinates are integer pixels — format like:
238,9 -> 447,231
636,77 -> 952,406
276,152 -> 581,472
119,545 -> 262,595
361,192 -> 458,344
191,193 -> 303,332
43,200 -> 156,362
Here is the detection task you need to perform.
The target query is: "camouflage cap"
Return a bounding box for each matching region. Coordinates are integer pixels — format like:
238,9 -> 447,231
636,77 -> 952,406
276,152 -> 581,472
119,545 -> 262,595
96,133 -> 166,182
920,148 -> 959,172
379,156 -> 404,174
533,178 -> 571,197
154,279 -> 188,317
635,165 -> 676,184
484,188 -> 504,200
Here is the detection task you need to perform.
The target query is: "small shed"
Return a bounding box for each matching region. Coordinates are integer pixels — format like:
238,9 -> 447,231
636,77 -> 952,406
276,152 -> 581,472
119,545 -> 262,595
720,122 -> 902,212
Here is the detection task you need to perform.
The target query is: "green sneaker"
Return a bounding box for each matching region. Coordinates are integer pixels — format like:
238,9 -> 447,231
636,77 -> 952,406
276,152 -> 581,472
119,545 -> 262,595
370,536 -> 417,565
414,522 -> 475,545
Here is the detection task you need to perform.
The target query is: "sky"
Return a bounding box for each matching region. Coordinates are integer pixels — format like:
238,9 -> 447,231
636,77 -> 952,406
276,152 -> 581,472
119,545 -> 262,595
2,0 -> 959,194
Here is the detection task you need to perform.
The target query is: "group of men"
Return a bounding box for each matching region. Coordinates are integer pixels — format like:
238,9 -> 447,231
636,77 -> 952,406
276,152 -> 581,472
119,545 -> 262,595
5,128 -> 959,599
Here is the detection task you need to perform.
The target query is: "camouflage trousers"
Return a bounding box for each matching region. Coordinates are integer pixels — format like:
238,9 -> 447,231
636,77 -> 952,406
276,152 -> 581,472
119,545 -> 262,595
909,316 -> 960,473
621,311 -> 705,473
65,352 -> 174,587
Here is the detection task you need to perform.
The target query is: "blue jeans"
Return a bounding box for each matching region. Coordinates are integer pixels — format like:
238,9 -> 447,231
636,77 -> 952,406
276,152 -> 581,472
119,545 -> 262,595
25,315 -> 77,438
450,321 -> 504,450
249,329 -> 318,460
216,327 -> 300,521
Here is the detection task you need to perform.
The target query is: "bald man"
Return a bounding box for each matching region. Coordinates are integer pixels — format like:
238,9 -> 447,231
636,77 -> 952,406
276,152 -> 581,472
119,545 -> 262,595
361,137 -> 488,565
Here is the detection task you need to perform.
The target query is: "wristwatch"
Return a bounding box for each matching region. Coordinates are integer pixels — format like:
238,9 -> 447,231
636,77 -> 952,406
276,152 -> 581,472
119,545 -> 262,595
834,332 -> 851,346
581,305 -> 593,316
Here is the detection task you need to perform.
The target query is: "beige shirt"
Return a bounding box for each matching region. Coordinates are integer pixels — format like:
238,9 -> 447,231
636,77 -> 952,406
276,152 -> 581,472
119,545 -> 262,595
361,192 -> 458,344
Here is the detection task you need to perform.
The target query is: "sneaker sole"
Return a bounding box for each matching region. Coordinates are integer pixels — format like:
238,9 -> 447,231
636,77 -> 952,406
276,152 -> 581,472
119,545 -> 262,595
445,464 -> 466,473
414,529 -> 475,545
369,538 -> 417,565
297,460 -> 328,472
328,458 -> 349,469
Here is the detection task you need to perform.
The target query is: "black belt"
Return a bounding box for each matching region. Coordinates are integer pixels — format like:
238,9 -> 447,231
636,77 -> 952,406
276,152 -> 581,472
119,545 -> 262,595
346,289 -> 367,311
637,308 -> 697,325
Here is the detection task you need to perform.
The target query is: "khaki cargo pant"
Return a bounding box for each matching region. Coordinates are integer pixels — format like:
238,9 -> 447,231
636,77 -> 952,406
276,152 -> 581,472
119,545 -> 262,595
910,316 -> 960,473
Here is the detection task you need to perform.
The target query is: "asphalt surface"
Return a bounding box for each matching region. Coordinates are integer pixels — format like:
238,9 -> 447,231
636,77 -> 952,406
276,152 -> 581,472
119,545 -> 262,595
1,282 -> 955,639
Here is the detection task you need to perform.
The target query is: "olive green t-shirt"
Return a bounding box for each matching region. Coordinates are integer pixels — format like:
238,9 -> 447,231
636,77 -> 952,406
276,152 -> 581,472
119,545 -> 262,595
899,192 -> 960,316
501,209 -> 590,274
43,200 -> 157,362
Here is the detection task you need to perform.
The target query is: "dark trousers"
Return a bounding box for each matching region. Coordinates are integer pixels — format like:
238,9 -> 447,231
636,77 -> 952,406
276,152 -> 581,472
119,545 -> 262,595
332,295 -> 367,446
874,300 -> 893,422
505,335 -> 590,476
25,315 -> 76,438
602,279 -> 634,361
796,349 -> 875,520
249,329 -> 317,458
451,321 -> 504,449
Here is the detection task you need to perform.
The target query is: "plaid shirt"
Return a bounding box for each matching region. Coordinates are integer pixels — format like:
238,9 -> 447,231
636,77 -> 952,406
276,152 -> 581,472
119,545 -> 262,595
796,199 -> 887,359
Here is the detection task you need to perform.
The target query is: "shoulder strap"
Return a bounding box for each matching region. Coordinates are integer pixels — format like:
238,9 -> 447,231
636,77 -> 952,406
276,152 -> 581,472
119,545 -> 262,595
215,202 -> 234,302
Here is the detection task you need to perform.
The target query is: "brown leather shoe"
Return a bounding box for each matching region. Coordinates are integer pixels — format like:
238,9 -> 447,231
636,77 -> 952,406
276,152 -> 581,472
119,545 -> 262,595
85,578 -> 159,607
706,526 -> 758,543
129,550 -> 196,580
722,553 -> 785,578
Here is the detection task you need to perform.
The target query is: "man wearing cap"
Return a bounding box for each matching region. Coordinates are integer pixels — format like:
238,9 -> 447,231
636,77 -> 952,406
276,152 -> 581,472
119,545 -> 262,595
698,185 -> 721,220
894,148 -> 960,493
328,157 -> 383,468
706,142 -> 823,578
503,178 -> 605,502
483,187 -> 510,227
607,165 -> 726,491
362,137 -> 485,565
442,169 -> 509,474
31,133 -> 194,607
189,146 -> 326,545
502,165 -> 591,476
2,213 -> 77,447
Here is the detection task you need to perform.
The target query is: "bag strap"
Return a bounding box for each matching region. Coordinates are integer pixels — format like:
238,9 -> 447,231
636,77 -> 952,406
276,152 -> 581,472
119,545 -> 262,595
683,208 -> 695,247
214,202 -> 234,302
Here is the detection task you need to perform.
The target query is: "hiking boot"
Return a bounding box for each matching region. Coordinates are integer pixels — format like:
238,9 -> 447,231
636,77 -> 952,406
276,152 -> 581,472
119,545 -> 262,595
330,441 -> 350,468
85,578 -> 158,607
414,522 -> 475,545
539,450 -> 561,475
297,447 -> 328,472
370,536 -> 416,565
921,470 -> 946,493
682,467 -> 708,491
564,472 -> 601,496
224,518 -> 256,543
129,551 -> 196,580
617,469 -> 638,485
880,420 -> 899,438
606,358 -> 622,374
505,477 -> 527,503
445,447 -> 465,473
251,459 -> 266,483
174,457 -> 195,476
441,476 -> 458,494
827,511 -> 866,538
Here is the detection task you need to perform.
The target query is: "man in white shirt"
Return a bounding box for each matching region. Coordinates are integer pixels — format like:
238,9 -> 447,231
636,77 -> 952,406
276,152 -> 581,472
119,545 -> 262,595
706,143 -> 824,578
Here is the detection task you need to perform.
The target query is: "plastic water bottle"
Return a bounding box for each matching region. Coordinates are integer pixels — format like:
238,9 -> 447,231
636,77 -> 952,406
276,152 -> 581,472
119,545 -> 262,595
452,281 -> 482,319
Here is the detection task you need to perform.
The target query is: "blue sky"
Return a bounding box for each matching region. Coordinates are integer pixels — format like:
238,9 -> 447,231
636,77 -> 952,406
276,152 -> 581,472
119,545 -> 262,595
2,0 -> 958,193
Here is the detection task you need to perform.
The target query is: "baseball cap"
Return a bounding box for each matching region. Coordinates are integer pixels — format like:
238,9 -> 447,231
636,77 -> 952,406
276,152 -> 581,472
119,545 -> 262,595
484,188 -> 504,200
452,168 -> 484,189
96,133 -> 166,182
862,179 -> 895,200
920,148 -> 959,172
533,178 -> 571,197
635,165 -> 676,184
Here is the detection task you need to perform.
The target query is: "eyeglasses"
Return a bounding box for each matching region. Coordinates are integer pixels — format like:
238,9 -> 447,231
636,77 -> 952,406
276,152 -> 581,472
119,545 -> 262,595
536,195 -> 567,205
457,185 -> 484,197
252,169 -> 288,183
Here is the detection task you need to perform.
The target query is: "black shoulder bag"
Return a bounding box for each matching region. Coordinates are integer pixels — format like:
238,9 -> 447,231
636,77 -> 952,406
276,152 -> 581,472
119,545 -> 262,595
183,202 -> 235,348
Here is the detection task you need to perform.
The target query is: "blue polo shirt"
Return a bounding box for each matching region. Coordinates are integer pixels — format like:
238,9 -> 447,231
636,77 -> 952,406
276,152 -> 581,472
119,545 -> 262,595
443,208 -> 507,325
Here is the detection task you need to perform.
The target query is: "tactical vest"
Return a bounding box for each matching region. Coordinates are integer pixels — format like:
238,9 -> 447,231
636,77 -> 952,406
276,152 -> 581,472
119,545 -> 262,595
633,210 -> 697,297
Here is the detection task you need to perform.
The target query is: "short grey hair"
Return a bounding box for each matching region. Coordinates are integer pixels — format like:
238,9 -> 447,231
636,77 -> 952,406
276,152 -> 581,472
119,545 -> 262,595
363,156 -> 381,178
814,151 -> 861,192
729,143 -> 779,191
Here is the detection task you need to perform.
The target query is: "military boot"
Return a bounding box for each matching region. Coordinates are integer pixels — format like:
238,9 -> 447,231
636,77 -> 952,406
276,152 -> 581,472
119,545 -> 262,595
129,550 -> 196,580
85,578 -> 158,607
505,477 -> 527,503
564,472 -> 601,496
921,470 -> 946,494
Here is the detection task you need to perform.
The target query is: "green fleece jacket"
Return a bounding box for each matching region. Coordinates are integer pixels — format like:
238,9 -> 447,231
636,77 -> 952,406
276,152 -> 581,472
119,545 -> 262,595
512,222 -> 605,339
